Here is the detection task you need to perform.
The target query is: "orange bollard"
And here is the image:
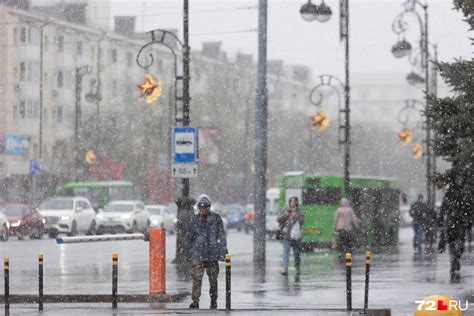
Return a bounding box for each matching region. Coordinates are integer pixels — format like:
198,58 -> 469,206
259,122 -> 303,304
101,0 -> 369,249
149,227 -> 166,294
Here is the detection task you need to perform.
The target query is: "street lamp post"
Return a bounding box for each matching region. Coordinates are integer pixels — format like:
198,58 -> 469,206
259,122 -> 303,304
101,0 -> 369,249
74,65 -> 93,182
391,0 -> 436,208
299,0 -> 351,197
136,0 -> 192,267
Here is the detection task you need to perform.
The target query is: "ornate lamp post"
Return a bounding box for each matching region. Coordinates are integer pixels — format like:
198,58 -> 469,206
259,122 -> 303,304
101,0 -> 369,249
299,0 -> 351,197
136,1 -> 193,267
391,0 -> 437,207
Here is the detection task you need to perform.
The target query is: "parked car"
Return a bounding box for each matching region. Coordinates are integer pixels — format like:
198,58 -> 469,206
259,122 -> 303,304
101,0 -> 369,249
211,204 -> 228,232
38,197 -> 97,238
0,211 -> 9,241
1,204 -> 44,239
243,204 -> 255,233
96,200 -> 149,234
146,204 -> 175,233
223,204 -> 246,230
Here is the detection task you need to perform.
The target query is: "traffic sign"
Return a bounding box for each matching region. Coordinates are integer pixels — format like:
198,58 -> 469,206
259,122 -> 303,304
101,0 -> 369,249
29,160 -> 41,177
171,163 -> 198,178
172,127 -> 197,164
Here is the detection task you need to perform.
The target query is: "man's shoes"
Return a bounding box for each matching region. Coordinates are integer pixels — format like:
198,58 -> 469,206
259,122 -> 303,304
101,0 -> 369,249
210,300 -> 217,309
450,271 -> 461,283
189,301 -> 199,309
294,275 -> 300,283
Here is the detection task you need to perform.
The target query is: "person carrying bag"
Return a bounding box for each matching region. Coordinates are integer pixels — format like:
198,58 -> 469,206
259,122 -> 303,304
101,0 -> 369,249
277,196 -> 304,279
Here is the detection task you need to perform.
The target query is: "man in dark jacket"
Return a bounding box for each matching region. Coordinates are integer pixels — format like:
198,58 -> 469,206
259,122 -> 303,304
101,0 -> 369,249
188,194 -> 227,309
409,194 -> 429,256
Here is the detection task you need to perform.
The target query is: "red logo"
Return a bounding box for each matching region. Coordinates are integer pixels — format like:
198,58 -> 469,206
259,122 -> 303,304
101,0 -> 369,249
437,300 -> 448,311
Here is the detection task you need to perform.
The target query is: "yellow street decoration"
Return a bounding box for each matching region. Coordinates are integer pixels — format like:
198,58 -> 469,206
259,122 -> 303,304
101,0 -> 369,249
412,143 -> 423,160
85,149 -> 97,165
137,74 -> 162,104
310,108 -> 329,132
398,128 -> 411,145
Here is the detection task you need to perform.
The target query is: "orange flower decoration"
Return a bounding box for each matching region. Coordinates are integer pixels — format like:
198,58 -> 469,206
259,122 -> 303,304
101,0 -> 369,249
310,108 -> 329,132
137,74 -> 162,104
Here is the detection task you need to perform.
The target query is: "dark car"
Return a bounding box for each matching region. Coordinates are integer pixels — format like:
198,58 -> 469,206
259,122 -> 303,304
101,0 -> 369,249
223,204 -> 246,230
1,204 -> 45,239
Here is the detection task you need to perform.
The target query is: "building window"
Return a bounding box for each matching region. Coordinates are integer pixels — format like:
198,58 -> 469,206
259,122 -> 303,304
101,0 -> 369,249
27,28 -> 31,43
111,48 -> 117,63
127,52 -> 133,67
57,35 -> 64,51
19,100 -> 25,118
111,80 -> 117,95
44,35 -> 48,51
13,28 -> 18,44
90,46 -> 95,63
33,100 -> 39,119
56,105 -> 63,123
20,27 -> 26,43
19,61 -> 26,81
27,100 -> 33,118
27,62 -> 33,82
57,70 -> 63,88
76,41 -> 83,56
12,105 -> 18,120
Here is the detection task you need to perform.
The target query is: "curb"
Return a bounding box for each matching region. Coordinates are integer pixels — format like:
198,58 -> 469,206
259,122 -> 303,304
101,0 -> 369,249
0,292 -> 189,304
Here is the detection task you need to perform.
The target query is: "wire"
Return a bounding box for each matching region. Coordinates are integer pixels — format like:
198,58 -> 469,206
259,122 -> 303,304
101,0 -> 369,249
0,5 -> 257,25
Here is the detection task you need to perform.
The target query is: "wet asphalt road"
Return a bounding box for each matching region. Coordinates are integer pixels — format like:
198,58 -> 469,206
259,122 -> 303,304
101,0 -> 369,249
0,227 -> 473,315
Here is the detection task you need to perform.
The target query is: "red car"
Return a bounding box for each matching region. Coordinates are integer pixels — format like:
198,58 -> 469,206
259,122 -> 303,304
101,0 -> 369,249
1,204 -> 45,239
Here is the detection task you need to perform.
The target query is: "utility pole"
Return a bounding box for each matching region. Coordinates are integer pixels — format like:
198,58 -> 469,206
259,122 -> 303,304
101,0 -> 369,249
182,0 -> 191,198
342,0 -> 351,198
254,0 -> 268,263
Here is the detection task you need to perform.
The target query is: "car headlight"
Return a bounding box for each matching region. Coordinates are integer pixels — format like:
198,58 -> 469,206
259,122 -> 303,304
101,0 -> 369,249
121,214 -> 132,219
60,215 -> 70,221
42,218 -> 45,224
6,222 -> 10,229
173,218 -> 177,224
152,219 -> 159,226
97,213 -> 104,219
11,220 -> 21,227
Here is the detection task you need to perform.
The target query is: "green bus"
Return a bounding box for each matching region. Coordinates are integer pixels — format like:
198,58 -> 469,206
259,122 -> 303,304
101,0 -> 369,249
279,173 -> 400,249
54,181 -> 137,210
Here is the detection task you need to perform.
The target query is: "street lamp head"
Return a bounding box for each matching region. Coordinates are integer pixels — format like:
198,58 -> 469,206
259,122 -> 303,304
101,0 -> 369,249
300,0 -> 318,22
315,1 -> 332,23
391,39 -> 412,58
406,71 -> 425,86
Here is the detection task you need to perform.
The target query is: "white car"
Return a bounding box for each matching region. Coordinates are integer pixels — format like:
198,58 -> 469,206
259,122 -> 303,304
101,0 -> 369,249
146,204 -> 175,233
38,197 -> 97,238
0,211 -> 10,241
96,200 -> 149,234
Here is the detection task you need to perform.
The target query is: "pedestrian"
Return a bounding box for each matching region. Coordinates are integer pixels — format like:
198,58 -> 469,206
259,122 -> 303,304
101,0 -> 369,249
423,205 -> 438,253
333,198 -> 359,258
438,186 -> 469,282
187,194 -> 228,309
277,196 -> 304,279
409,194 -> 429,256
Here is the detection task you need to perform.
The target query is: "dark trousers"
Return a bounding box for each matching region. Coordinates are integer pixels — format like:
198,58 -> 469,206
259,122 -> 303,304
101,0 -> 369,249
338,230 -> 354,256
413,222 -> 424,254
191,260 -> 219,303
449,236 -> 465,275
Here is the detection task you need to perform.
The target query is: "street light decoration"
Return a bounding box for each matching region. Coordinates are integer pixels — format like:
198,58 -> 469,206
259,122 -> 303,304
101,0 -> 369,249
398,128 -> 411,145
300,0 -> 318,21
412,143 -> 423,159
391,39 -> 412,58
315,1 -> 332,23
310,107 -> 329,132
406,71 -> 425,86
85,149 -> 97,165
137,74 -> 162,104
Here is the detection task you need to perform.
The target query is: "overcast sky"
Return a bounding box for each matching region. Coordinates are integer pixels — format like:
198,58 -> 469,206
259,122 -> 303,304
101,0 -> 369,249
110,0 -> 471,78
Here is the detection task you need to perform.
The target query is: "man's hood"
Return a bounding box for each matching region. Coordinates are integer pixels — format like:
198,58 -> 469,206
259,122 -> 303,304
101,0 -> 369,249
196,194 -> 212,207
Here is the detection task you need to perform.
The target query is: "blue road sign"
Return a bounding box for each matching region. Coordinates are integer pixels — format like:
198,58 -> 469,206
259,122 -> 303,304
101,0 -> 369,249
30,160 -> 41,177
172,127 -> 197,164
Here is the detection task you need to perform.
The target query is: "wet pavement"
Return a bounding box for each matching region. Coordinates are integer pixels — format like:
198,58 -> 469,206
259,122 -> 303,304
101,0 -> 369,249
0,227 -> 473,315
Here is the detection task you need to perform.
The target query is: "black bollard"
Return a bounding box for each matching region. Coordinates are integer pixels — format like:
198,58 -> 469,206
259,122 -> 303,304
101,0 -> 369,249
112,253 -> 118,309
4,257 -> 9,316
226,254 -> 231,311
345,253 -> 352,311
39,253 -> 44,311
364,251 -> 371,310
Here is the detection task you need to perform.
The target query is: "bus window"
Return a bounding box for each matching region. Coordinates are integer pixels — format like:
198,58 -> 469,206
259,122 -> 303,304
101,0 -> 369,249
302,188 -> 341,205
109,187 -> 135,201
